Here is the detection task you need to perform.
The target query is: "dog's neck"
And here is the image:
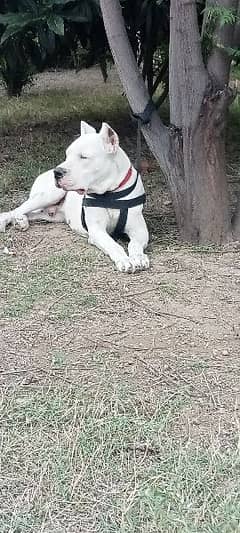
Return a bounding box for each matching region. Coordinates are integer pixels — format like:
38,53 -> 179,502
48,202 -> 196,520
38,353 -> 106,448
113,148 -> 134,191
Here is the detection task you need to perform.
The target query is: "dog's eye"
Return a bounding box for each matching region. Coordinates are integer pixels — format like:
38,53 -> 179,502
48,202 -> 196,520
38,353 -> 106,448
80,155 -> 88,160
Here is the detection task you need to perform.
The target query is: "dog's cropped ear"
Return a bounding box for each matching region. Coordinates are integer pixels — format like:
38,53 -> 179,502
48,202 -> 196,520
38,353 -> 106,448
100,123 -> 119,154
80,121 -> 96,135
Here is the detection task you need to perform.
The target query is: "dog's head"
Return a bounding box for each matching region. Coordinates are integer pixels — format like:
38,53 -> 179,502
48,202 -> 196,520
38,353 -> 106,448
54,121 -> 120,194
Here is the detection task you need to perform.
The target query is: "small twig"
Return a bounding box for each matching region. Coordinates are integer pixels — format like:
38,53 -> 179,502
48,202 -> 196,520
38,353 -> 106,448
30,236 -> 45,252
202,372 -> 218,408
131,297 -> 217,323
0,369 -> 29,375
97,309 -> 123,316
0,364 -> 96,377
136,356 -> 161,377
136,357 -> 191,386
129,297 -> 200,323
81,334 -> 163,353
42,294 -> 66,317
124,287 -> 158,298
104,329 -> 128,337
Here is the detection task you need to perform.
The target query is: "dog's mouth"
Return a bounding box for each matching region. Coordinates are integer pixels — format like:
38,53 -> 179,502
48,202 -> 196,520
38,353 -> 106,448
58,182 -> 86,195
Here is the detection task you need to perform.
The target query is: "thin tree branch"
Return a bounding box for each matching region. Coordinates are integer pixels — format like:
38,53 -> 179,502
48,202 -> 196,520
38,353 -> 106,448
152,60 -> 168,96
100,0 -> 157,116
155,78 -> 169,108
201,0 -> 212,39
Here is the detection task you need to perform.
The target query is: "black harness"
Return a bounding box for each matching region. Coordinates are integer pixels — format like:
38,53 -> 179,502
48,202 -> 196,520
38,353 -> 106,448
81,173 -> 146,238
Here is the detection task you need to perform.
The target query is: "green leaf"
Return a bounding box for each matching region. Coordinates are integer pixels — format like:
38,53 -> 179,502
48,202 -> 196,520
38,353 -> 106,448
0,25 -> 22,44
0,12 -> 43,44
47,14 -> 64,35
0,12 -> 33,26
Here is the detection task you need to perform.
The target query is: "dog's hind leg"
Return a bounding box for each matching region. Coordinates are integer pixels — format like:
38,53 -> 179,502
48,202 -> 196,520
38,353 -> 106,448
0,193 -> 65,232
0,170 -> 65,232
27,205 -> 65,224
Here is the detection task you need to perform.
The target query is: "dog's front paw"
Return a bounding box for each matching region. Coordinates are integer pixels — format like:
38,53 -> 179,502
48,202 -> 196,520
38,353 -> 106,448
130,254 -> 150,271
115,257 -> 134,273
15,215 -> 29,231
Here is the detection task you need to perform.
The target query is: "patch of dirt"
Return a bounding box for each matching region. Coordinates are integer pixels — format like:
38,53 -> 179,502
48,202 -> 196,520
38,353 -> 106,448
0,66 -> 122,96
1,206 -> 240,444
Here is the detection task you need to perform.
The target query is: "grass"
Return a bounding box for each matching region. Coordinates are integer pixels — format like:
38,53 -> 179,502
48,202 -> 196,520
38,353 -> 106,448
0,251 -> 98,319
0,90 -> 128,196
0,385 -> 240,533
0,83 -> 239,200
0,133 -> 69,196
0,90 -> 128,133
158,281 -> 178,298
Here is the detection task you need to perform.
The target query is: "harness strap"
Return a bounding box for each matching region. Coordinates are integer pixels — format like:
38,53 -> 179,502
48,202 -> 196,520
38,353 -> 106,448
87,174 -> 138,201
114,209 -> 128,237
81,167 -> 146,238
131,100 -> 155,175
82,194 -> 146,210
81,194 -> 146,237
81,205 -> 87,231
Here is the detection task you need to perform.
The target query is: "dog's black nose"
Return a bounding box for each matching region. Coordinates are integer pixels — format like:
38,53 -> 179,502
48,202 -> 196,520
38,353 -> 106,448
54,167 -> 66,181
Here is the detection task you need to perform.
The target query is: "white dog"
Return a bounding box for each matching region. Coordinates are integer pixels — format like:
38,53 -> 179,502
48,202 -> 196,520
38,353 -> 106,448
0,121 -> 149,273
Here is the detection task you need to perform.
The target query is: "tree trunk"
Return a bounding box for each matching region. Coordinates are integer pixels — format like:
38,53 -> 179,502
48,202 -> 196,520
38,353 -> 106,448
182,93 -> 233,242
169,0 -> 233,242
100,0 -> 237,244
232,2 -> 240,239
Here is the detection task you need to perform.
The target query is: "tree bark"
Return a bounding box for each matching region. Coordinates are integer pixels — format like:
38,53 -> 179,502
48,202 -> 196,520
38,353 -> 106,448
169,0 -> 233,242
169,0 -> 208,128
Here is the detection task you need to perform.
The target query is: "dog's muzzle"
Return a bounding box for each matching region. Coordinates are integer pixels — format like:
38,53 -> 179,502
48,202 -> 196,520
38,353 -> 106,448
54,167 -> 66,188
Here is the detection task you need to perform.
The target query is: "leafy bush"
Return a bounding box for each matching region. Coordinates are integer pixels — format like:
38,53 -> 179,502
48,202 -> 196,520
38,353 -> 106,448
0,0 -> 104,96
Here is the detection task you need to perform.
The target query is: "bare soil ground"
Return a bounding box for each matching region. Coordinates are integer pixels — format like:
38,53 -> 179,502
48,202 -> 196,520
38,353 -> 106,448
0,68 -> 240,532
0,65 -> 121,96
1,205 -> 240,438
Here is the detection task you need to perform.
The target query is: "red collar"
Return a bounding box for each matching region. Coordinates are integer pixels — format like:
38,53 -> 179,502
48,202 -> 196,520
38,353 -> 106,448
114,166 -> 132,191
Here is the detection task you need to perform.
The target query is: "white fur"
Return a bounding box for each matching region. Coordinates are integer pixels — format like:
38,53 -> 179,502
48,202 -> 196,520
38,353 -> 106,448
0,121 -> 149,273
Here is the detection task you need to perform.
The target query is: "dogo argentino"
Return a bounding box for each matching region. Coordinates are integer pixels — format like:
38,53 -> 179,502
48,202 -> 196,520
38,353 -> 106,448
0,121 -> 149,273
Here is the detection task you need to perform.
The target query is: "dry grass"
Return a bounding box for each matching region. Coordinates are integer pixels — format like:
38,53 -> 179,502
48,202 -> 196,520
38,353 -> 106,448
0,68 -> 240,532
1,385 -> 240,533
